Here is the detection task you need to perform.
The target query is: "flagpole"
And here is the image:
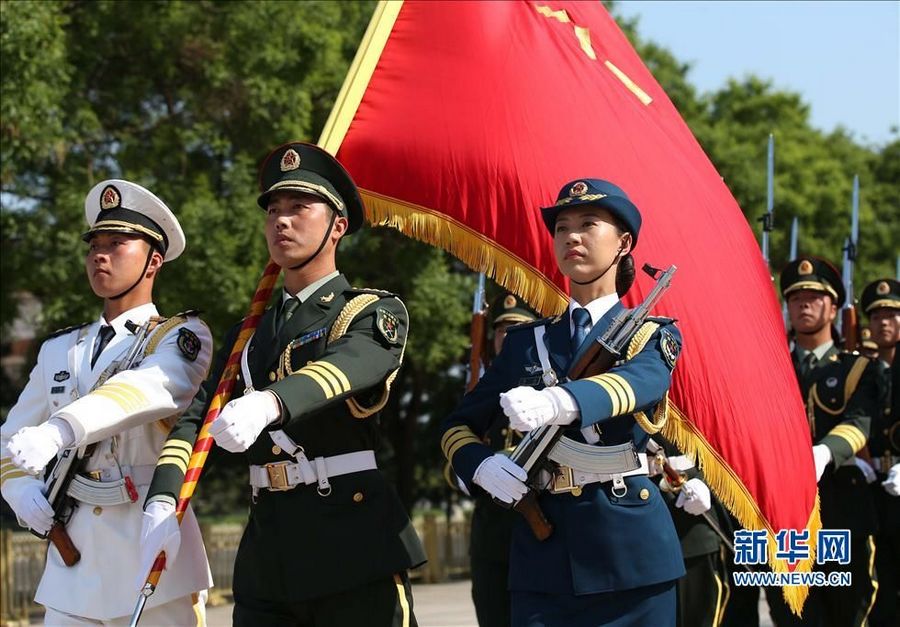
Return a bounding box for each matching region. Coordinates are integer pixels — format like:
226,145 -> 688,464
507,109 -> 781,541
128,261 -> 281,627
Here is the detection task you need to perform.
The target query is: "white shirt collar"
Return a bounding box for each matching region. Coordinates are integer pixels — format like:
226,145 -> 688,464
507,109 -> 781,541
283,270 -> 340,304
568,293 -> 619,336
798,340 -> 834,362
99,302 -> 159,333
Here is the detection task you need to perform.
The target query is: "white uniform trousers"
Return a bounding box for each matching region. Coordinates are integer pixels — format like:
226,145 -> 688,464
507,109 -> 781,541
43,592 -> 206,627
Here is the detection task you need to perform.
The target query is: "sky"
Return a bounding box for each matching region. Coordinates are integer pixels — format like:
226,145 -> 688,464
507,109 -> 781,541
617,0 -> 900,146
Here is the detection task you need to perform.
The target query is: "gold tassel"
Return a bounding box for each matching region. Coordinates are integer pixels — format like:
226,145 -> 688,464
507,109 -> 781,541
360,189 -> 569,317
662,403 -> 821,615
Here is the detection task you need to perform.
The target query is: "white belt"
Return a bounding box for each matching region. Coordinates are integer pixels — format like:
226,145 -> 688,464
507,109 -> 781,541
249,450 -> 377,494
537,453 -> 649,497
66,464 -> 155,506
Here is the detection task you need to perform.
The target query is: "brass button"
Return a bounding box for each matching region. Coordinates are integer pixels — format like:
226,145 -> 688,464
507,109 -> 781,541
93,506 -> 102,516
353,492 -> 364,503
272,445 -> 282,455
268,371 -> 276,382
501,428 -> 508,436
571,486 -> 582,497
639,488 -> 650,500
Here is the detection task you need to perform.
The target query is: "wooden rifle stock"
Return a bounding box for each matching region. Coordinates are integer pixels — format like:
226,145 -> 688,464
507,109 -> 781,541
48,521 -> 81,566
467,311 -> 487,392
842,306 -> 859,352
514,491 -> 552,541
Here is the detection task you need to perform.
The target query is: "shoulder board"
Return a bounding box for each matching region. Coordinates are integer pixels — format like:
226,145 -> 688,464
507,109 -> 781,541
345,287 -> 398,299
647,315 -> 677,326
506,316 -> 554,332
44,321 -> 91,341
171,309 -> 201,318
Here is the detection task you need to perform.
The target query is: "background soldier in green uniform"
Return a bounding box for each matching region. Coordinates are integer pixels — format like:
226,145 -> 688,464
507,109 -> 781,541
771,256 -> 881,627
860,278 -> 900,627
650,437 -> 730,627
139,142 -> 426,627
466,293 -> 537,627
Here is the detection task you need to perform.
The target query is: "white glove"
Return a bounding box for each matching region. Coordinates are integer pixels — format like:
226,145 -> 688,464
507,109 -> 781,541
853,457 -> 877,484
499,386 -> 579,432
7,418 -> 74,475
675,478 -> 712,516
473,454 -> 528,504
883,464 -> 900,497
136,501 -> 181,591
0,477 -> 54,534
812,445 -> 833,482
209,390 -> 281,453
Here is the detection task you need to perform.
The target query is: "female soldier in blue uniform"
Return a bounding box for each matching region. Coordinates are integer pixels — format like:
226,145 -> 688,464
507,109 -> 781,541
440,179 -> 684,626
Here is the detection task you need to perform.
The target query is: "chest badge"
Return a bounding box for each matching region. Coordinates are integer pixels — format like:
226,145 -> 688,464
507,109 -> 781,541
320,292 -> 335,303
53,370 -> 70,382
525,364 -> 542,375
826,377 -> 838,388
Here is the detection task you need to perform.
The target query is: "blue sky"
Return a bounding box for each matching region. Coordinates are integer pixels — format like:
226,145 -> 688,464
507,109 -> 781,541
617,1 -> 899,146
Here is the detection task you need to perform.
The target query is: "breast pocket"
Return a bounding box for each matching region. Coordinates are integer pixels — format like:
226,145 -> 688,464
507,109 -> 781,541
285,332 -> 329,374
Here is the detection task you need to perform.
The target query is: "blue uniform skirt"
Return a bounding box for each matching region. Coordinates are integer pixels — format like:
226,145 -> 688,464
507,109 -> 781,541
511,579 -> 676,627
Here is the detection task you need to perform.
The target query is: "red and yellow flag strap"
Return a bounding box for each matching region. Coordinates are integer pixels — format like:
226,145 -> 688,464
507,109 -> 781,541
141,260 -> 281,591
661,404 -> 821,615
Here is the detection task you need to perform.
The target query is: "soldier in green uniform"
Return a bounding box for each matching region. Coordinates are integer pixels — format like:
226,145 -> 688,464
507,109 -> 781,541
467,293 -> 538,627
860,278 -> 899,627
649,437 -> 730,627
769,256 -> 881,627
139,142 -> 426,627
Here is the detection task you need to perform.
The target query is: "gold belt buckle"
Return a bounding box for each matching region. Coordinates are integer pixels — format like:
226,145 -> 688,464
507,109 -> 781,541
549,466 -> 582,496
265,462 -> 291,491
85,470 -> 102,481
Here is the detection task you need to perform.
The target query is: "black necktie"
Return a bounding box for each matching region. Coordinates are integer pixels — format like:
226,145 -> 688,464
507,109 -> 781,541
572,307 -> 591,352
798,352 -> 816,380
91,325 -> 116,368
276,297 -> 300,337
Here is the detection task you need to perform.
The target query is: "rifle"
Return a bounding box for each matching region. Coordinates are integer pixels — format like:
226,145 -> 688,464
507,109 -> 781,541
840,175 -> 860,351
783,217 -> 799,330
760,133 -> 775,265
466,273 -> 488,392
500,264 -> 677,540
36,318 -> 154,566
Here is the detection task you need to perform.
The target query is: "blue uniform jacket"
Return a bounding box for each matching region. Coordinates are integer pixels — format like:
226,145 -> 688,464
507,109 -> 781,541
441,302 -> 685,595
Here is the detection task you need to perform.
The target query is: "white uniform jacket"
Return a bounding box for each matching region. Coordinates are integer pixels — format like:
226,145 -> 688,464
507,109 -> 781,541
0,303 -> 213,620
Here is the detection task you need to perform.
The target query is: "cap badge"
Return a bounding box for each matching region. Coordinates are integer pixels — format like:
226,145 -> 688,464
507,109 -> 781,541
280,148 -> 301,172
877,281 -> 890,295
100,185 -> 121,210
798,259 -> 814,276
569,181 -> 589,197
504,295 -> 517,309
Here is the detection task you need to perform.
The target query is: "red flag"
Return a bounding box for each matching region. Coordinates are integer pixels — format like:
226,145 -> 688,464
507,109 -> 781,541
321,1 -> 817,611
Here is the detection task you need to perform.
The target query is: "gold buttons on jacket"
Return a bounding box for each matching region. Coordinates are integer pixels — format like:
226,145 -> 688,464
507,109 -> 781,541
353,492 -> 364,503
571,486 -> 582,497
639,489 -> 650,500
93,506 -> 103,516
269,372 -> 276,382
272,445 -> 282,455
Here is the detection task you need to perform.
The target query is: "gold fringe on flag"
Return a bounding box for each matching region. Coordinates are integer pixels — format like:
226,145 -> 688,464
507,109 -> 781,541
662,403 -> 821,615
361,188 -> 569,317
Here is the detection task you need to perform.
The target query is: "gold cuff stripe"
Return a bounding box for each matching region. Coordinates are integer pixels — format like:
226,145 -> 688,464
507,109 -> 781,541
601,375 -> 628,414
606,373 -> 636,414
93,382 -> 148,412
92,387 -> 141,413
156,455 -> 189,474
586,375 -> 622,415
305,363 -> 343,396
159,448 -> 191,464
297,367 -> 335,399
440,425 -> 475,451
828,425 -> 867,453
313,361 -> 352,394
0,460 -> 15,472
442,432 -> 482,460
162,440 -> 194,457
1,468 -> 30,485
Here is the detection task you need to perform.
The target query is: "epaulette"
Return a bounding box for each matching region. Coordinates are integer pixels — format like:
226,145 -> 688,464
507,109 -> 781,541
345,287 -> 398,299
170,309 -> 201,318
506,316 -> 555,333
44,321 -> 91,341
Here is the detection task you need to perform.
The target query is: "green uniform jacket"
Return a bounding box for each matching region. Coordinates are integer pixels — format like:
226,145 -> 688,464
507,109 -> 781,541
793,344 -> 880,535
147,274 -> 426,603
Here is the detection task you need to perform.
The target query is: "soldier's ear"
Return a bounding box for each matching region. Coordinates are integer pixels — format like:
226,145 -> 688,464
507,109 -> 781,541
332,214 -> 349,241
145,247 -> 165,278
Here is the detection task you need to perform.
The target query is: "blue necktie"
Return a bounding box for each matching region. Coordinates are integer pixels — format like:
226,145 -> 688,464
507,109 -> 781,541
572,307 -> 591,352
